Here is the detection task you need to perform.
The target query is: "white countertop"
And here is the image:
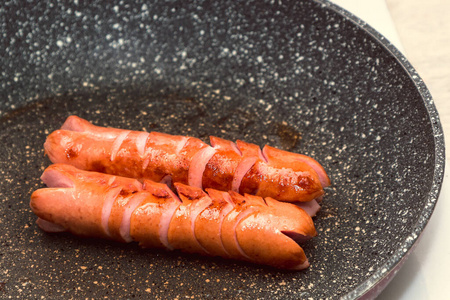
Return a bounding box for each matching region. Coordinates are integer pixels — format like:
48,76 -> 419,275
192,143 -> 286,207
329,1 -> 450,299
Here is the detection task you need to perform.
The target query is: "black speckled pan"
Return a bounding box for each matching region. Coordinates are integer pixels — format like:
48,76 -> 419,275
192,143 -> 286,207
0,0 -> 444,299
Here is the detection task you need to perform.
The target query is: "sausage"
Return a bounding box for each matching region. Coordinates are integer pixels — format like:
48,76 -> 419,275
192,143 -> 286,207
30,164 -> 317,270
44,116 -> 330,202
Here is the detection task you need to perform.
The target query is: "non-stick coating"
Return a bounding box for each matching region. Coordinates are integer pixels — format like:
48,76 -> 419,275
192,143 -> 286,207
0,0 -> 444,299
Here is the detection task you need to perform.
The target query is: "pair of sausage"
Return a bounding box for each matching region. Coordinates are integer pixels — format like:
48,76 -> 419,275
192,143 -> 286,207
31,116 -> 330,269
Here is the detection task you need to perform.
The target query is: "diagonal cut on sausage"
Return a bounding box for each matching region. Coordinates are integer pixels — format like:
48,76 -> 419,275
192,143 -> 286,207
30,164 -> 317,270
44,115 -> 329,203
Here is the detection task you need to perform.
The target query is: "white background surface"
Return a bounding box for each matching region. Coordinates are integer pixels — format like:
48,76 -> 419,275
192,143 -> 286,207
329,1 -> 450,299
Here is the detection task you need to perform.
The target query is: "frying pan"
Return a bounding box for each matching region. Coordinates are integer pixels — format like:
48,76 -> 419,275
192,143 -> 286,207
0,0 -> 444,298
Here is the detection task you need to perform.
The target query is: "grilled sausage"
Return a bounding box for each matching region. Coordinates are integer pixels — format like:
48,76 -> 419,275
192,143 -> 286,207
30,164 -> 317,270
44,116 -> 330,203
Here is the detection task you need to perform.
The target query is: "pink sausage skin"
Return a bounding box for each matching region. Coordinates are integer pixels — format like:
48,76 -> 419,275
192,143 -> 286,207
30,164 -> 317,270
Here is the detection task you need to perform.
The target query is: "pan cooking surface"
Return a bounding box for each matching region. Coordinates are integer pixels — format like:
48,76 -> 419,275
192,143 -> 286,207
0,0 -> 444,298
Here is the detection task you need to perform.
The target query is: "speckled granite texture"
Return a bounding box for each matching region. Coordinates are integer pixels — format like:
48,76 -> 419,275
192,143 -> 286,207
0,0 -> 444,299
